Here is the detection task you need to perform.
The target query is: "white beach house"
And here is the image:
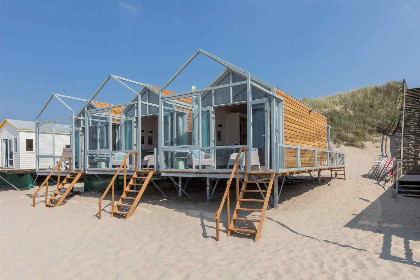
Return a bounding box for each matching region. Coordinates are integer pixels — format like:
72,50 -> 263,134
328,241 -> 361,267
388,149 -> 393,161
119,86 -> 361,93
0,119 -> 70,170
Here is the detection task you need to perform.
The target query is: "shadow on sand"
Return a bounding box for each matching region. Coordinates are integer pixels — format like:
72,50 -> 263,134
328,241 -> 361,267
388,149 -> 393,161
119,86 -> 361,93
345,188 -> 420,267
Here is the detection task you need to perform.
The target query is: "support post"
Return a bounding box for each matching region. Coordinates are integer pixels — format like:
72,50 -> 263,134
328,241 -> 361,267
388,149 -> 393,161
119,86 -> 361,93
206,178 -> 210,201
178,177 -> 182,197
317,170 -> 321,185
273,175 -> 279,208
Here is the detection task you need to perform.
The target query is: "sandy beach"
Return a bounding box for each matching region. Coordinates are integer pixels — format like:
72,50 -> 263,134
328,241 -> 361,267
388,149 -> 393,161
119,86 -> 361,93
1,142 -> 419,280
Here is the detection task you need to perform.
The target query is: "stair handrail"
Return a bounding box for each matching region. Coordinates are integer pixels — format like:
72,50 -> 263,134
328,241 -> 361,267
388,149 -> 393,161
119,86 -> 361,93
215,147 -> 248,241
98,151 -> 138,219
32,156 -> 72,207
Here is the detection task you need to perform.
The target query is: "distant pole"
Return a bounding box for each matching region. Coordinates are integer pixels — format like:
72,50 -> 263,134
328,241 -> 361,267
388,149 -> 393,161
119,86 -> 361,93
400,79 -> 406,161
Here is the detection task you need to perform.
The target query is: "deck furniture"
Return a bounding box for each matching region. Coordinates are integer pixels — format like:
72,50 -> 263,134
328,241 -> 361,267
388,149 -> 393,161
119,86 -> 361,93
111,152 -> 127,168
142,154 -> 154,169
188,150 -> 215,169
227,148 -> 261,170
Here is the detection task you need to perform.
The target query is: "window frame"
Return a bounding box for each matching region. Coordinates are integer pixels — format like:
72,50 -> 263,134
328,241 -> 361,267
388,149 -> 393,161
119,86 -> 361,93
26,139 -> 34,152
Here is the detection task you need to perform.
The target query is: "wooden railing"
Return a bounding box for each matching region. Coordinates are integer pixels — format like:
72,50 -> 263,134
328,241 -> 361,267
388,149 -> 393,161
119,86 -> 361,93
32,157 -> 72,207
215,147 -> 248,241
98,151 -> 138,219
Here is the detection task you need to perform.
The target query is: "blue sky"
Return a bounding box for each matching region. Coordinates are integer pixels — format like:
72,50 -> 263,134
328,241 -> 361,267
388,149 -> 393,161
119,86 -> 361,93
0,0 -> 419,121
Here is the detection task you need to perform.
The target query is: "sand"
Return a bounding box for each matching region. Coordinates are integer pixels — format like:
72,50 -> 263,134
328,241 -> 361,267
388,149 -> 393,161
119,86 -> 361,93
1,141 -> 419,279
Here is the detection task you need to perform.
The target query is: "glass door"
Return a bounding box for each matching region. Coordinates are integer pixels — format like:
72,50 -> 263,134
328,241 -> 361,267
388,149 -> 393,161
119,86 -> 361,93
271,98 -> 284,170
251,99 -> 269,169
8,139 -> 13,167
175,112 -> 187,145
201,107 -> 214,148
163,113 -> 173,146
2,139 -> 8,167
74,129 -> 80,169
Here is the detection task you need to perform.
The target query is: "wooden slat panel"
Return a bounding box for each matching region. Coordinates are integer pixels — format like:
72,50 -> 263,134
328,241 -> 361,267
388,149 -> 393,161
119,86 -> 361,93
276,88 -> 327,150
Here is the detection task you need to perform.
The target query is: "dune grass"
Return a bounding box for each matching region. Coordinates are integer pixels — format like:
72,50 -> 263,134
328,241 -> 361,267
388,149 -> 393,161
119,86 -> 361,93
302,81 -> 402,148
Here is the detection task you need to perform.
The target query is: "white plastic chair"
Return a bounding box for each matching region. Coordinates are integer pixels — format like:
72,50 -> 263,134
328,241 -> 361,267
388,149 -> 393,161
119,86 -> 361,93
227,148 -> 261,170
188,150 -> 215,169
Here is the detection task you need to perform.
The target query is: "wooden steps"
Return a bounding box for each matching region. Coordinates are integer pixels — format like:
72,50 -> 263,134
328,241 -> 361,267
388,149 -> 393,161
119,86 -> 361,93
228,172 -> 275,242
111,170 -> 154,219
230,227 -> 257,234
45,172 -> 82,207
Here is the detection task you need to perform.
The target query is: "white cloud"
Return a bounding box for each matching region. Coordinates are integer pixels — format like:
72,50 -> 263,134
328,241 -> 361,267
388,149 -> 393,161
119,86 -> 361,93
118,1 -> 140,14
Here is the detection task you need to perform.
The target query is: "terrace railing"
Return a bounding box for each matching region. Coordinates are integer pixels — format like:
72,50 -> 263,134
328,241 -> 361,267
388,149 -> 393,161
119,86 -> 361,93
159,145 -> 248,172
276,144 -> 345,172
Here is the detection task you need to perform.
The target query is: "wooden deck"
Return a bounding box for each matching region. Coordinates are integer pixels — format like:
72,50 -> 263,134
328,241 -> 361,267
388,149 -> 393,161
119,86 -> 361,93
0,168 -> 36,174
38,166 -> 345,178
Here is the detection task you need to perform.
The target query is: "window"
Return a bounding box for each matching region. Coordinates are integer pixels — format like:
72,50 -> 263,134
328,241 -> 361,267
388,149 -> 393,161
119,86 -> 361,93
14,138 -> 18,153
26,139 -> 34,151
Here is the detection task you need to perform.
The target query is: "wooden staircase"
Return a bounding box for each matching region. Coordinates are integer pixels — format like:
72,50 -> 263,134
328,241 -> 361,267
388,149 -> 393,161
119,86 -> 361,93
32,156 -> 82,207
112,170 -> 154,219
98,151 -> 154,220
46,172 -> 83,207
228,171 -> 275,241
216,147 -> 275,242
331,168 -> 346,180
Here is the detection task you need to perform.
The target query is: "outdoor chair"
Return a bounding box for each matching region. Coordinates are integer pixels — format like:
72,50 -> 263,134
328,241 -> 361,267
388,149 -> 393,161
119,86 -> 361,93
188,150 -> 215,169
142,154 -> 154,170
59,147 -> 72,170
227,148 -> 261,170
111,152 -> 127,168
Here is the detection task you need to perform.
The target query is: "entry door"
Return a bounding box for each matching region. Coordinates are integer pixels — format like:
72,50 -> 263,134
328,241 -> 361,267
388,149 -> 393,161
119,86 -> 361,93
251,99 -> 269,169
271,98 -> 284,170
2,139 -> 8,167
163,113 -> 173,146
174,112 -> 187,146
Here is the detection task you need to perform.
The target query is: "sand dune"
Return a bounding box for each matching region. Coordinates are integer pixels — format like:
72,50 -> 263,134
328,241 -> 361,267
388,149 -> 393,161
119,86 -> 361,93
1,142 -> 419,279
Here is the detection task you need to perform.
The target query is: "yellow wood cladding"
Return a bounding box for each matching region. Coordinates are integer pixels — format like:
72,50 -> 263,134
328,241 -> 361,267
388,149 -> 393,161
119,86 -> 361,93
276,88 -> 327,150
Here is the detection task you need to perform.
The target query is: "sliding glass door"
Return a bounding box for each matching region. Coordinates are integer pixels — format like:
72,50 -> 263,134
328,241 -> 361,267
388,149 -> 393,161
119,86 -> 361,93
251,99 -> 269,169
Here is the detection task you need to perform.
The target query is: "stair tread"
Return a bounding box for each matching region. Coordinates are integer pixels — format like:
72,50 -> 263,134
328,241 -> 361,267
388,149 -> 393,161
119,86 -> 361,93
239,198 -> 265,202
125,190 -> 140,193
243,190 -> 267,193
247,180 -> 271,184
118,203 -> 133,208
129,183 -> 144,186
121,196 -> 135,200
113,210 -> 128,215
229,227 -> 257,234
236,208 -> 263,212
248,171 -> 275,175
233,217 -> 260,222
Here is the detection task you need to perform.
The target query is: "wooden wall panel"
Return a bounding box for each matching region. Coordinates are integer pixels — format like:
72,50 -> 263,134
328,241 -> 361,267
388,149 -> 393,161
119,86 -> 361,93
276,89 -> 328,150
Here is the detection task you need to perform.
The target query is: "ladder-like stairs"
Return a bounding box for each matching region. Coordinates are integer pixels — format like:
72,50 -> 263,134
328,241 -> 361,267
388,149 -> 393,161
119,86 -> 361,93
112,170 -> 154,219
331,168 -> 346,180
46,172 -> 83,207
228,171 -> 275,242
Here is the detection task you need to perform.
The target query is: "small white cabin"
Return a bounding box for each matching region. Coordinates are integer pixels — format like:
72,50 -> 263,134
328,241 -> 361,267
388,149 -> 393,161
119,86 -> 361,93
0,119 -> 70,170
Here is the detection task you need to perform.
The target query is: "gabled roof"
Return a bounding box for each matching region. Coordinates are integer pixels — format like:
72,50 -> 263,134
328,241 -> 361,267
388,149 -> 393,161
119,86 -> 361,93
148,85 -> 192,104
91,101 -> 124,116
0,119 -> 35,131
0,119 -> 70,134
